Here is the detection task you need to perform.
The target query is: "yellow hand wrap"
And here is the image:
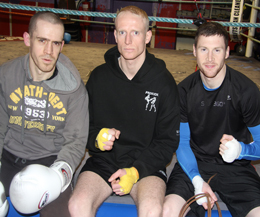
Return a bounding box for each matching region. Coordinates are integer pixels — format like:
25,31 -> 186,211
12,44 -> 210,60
95,128 -> 112,151
119,167 -> 139,194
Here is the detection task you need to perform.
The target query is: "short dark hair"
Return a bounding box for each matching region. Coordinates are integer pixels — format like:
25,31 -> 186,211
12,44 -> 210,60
194,22 -> 229,49
28,11 -> 64,37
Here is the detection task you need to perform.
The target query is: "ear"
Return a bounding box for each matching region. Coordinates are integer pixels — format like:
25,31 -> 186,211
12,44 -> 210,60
225,46 -> 230,59
23,32 -> 30,47
193,44 -> 197,57
60,40 -> 65,52
145,30 -> 152,44
114,29 -> 118,43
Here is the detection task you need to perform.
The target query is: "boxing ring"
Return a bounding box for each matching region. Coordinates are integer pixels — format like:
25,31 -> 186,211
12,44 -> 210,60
0,0 -> 260,56
0,1 -> 260,216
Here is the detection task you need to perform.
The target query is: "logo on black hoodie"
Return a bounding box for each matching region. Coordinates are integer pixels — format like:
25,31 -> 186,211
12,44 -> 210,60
145,91 -> 158,112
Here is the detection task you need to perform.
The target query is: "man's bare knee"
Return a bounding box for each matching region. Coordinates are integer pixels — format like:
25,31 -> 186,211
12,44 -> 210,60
68,171 -> 111,217
145,203 -> 163,217
162,194 -> 188,217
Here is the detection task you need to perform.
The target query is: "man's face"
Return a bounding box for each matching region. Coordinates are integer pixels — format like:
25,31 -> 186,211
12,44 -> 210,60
24,19 -> 64,79
114,11 -> 151,62
193,35 -> 229,79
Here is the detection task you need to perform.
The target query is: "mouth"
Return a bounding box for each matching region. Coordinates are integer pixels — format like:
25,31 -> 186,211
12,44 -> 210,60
204,64 -> 216,69
124,48 -> 134,52
42,57 -> 53,64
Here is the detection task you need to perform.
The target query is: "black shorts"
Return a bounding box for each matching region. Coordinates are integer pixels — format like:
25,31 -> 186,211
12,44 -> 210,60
166,161 -> 260,217
80,156 -> 168,187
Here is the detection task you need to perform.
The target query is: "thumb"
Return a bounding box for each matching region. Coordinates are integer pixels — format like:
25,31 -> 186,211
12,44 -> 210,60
220,134 -> 233,143
115,130 -> 121,139
108,170 -> 121,182
209,191 -> 218,202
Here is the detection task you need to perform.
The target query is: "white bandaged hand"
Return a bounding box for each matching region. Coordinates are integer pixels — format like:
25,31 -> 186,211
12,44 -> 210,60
192,175 -> 207,205
222,138 -> 242,163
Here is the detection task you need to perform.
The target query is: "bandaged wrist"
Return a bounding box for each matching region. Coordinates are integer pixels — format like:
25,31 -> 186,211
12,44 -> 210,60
192,175 -> 203,190
192,175 -> 207,205
119,167 -> 139,194
126,167 -> 139,182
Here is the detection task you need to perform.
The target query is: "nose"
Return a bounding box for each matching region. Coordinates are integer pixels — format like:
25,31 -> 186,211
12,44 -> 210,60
125,33 -> 132,45
44,42 -> 53,55
207,51 -> 214,62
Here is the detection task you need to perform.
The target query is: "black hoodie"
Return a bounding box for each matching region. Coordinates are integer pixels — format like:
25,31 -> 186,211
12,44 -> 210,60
86,46 -> 180,179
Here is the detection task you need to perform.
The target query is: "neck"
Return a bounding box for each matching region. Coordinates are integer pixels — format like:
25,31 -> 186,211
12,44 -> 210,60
200,65 -> 226,89
29,61 -> 55,82
118,55 -> 145,80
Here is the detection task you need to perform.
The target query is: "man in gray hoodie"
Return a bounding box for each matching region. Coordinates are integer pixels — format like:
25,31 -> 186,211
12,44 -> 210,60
0,11 -> 89,217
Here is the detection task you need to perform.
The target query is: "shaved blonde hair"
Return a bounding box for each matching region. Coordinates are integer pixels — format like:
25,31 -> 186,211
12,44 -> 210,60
115,6 -> 150,31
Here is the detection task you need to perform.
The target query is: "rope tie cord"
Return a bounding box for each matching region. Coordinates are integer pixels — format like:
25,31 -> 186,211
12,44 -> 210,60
0,2 -> 259,28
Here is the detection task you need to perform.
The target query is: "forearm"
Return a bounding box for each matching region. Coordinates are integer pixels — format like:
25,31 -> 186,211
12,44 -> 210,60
238,125 -> 260,161
133,115 -> 179,178
0,83 -> 10,159
133,142 -> 175,179
57,94 -> 89,172
177,122 -> 200,181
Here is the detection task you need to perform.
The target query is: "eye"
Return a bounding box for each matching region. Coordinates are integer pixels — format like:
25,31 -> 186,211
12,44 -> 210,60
39,38 -> 46,43
133,31 -> 139,35
119,31 -> 125,35
53,41 -> 61,46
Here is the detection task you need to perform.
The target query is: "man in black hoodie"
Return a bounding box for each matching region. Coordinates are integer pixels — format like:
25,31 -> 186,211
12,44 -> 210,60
69,5 -> 180,217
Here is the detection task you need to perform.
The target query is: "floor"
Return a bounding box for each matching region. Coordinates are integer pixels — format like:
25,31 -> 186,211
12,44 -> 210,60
0,40 -> 260,87
1,40 -> 260,217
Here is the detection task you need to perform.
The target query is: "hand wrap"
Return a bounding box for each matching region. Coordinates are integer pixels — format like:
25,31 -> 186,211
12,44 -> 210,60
96,128 -> 112,151
192,175 -> 207,205
119,167 -> 139,194
222,138 -> 242,163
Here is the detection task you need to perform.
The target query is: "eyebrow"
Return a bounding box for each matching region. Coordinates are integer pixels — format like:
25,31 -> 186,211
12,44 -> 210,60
198,45 -> 223,49
36,37 -> 63,44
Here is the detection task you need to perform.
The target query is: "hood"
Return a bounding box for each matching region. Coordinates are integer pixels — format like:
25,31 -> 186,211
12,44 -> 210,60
104,46 -> 168,83
22,53 -> 81,94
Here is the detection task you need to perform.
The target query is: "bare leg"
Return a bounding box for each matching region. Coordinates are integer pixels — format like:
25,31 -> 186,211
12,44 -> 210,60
246,206 -> 260,217
40,184 -> 72,217
68,171 -> 112,217
163,194 -> 189,217
130,176 -> 166,217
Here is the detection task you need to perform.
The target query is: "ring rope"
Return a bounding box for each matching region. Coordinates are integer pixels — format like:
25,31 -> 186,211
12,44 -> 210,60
240,33 -> 260,44
244,3 -> 260,10
0,2 -> 259,28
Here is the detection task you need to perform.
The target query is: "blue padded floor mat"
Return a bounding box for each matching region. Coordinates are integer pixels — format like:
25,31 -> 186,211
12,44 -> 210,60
96,203 -> 232,217
7,197 -> 232,217
7,197 -> 39,217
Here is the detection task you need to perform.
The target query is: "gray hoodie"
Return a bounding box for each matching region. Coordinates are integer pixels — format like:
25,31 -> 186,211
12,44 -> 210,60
0,53 -> 89,172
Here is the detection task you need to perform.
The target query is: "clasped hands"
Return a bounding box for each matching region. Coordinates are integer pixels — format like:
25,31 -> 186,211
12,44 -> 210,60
96,128 -> 139,195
